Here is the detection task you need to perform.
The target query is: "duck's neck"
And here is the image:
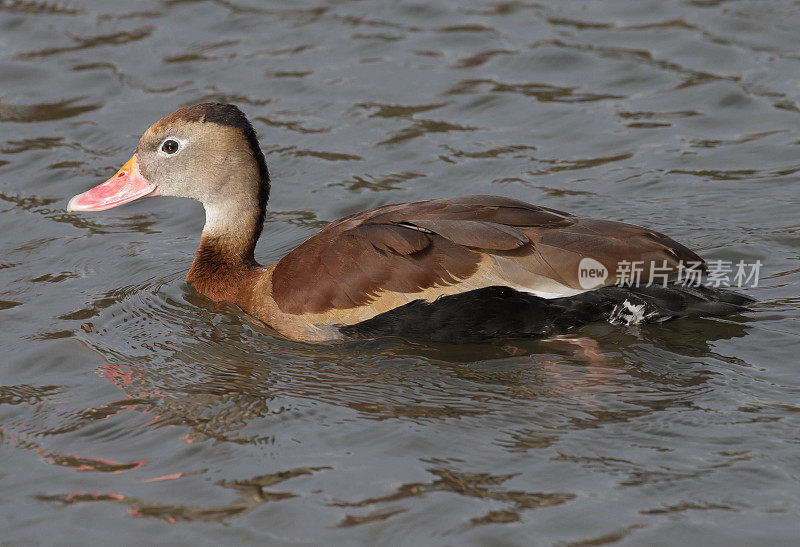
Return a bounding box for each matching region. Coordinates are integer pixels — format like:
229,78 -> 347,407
186,198 -> 264,304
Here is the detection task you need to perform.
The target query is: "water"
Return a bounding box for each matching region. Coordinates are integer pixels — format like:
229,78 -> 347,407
1,0 -> 799,544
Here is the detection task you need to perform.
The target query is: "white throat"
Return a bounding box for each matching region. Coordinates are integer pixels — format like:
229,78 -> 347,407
201,198 -> 259,238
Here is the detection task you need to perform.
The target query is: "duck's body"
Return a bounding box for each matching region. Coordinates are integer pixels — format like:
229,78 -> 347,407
67,103 -> 752,343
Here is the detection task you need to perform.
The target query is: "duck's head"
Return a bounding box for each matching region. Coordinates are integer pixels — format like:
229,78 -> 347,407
67,103 -> 270,242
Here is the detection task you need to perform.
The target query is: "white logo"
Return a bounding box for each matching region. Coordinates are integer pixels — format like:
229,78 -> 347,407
578,257 -> 608,289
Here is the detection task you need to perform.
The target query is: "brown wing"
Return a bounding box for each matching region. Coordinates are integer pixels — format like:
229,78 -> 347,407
270,195 -> 703,318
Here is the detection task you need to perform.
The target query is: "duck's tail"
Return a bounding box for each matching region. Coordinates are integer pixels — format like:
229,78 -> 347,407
594,283 -> 754,326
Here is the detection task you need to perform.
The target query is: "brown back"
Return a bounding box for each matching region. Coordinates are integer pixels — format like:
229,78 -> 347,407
271,195 -> 703,315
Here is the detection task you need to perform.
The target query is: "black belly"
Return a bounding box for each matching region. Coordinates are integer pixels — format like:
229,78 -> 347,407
338,284 -> 753,343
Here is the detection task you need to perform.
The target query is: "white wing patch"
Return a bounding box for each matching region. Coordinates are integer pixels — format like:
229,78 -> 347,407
608,299 -> 660,325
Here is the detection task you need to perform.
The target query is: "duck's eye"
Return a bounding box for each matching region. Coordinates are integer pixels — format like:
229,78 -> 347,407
161,139 -> 179,154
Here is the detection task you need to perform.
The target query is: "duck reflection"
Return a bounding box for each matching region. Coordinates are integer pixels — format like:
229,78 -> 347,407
80,280 -> 754,444
32,281 -> 753,525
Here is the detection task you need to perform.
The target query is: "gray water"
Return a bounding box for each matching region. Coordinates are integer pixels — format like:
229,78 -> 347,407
1,0 -> 799,544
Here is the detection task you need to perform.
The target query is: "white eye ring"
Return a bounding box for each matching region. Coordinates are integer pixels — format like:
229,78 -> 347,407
158,137 -> 184,156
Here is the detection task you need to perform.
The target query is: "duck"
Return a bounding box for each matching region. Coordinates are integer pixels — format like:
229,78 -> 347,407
67,103 -> 753,343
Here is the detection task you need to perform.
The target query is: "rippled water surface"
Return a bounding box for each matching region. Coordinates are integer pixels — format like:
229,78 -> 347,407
1,0 -> 799,544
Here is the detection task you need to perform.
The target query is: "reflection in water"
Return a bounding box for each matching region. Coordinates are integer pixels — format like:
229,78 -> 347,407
333,468 -> 574,529
13,278 -> 753,527
445,77 -> 625,103
15,27 -> 155,60
38,466 -> 329,523
0,97 -> 100,123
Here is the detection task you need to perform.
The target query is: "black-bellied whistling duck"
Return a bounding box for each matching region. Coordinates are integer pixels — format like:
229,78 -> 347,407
67,103 -> 753,343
